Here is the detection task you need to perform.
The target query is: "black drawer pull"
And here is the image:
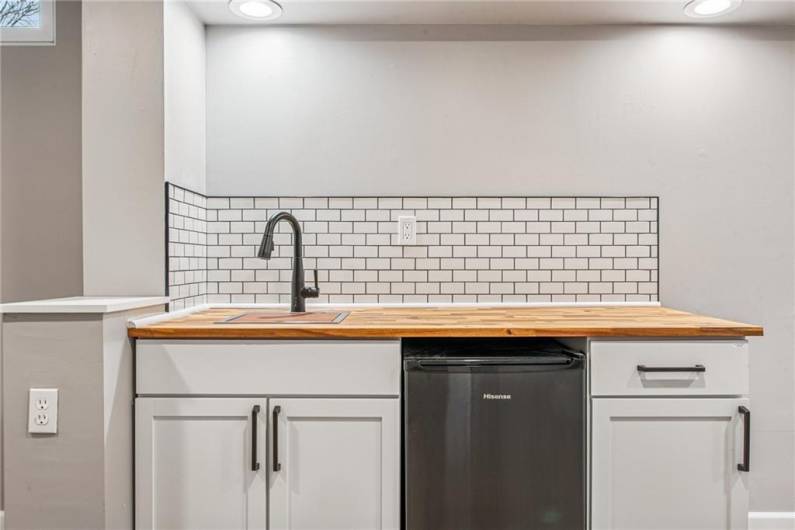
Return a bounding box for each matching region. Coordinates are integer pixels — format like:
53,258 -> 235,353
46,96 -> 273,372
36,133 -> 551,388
637,364 -> 706,373
251,405 -> 261,472
272,405 -> 282,472
738,406 -> 750,472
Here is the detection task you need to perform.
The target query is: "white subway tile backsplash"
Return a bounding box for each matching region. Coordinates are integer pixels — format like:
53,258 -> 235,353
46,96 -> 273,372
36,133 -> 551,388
539,210 -> 563,221
515,209 -> 539,221
167,187 -> 208,310
502,198 -> 525,209
588,209 -> 612,221
167,184 -> 659,307
218,209 -> 242,221
601,198 -> 625,209
626,198 -> 650,209
564,210 -> 588,222
452,197 -> 476,209
206,197 -> 229,209
526,198 -> 551,209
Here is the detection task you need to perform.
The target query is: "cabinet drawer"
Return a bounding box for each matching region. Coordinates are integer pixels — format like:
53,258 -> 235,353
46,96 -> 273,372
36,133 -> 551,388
136,339 -> 401,396
590,339 -> 748,396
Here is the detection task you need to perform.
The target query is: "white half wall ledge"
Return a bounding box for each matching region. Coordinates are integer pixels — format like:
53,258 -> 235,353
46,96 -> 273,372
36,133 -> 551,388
0,296 -> 169,314
750,513 -> 795,530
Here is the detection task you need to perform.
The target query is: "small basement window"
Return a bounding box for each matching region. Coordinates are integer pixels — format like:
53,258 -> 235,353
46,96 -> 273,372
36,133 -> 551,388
0,0 -> 54,45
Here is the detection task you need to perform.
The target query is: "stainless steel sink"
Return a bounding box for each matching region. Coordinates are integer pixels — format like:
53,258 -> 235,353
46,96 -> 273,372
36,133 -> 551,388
219,311 -> 349,325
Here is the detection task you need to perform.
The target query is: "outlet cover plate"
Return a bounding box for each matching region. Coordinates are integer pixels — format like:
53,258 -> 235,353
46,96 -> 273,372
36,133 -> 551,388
398,215 -> 417,245
28,388 -> 58,434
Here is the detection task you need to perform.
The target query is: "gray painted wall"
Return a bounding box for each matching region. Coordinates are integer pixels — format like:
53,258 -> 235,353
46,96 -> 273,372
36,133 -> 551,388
2,315 -> 106,530
1,305 -> 161,529
0,0 -> 85,510
206,25 -> 795,510
1,0 -> 83,303
82,0 -> 165,296
165,0 -> 206,194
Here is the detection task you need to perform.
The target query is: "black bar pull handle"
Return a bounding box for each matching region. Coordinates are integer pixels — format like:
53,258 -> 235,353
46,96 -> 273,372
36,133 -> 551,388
272,405 -> 282,472
738,406 -> 751,472
637,364 -> 706,373
251,405 -> 261,472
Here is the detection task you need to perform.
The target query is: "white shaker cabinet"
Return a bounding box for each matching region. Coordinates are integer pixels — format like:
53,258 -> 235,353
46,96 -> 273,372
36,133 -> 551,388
135,398 -> 269,530
134,339 -> 402,530
591,398 -> 750,530
590,339 -> 751,530
268,398 -> 400,530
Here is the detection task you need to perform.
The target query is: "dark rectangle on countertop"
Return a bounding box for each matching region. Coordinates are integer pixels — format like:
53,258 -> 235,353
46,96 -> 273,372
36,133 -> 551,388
218,311 -> 349,325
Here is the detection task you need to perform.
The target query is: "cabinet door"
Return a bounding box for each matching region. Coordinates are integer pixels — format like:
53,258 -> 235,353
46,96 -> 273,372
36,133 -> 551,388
269,398 -> 400,530
136,398 -> 268,530
592,398 -> 750,530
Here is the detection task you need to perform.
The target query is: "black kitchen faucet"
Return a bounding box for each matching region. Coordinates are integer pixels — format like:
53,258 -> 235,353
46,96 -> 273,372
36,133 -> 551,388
257,211 -> 319,312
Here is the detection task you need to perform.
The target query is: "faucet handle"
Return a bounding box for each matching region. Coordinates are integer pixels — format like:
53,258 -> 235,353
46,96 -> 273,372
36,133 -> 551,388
301,270 -> 320,299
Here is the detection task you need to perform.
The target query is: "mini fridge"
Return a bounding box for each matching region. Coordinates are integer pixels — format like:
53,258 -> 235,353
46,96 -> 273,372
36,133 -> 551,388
403,338 -> 586,530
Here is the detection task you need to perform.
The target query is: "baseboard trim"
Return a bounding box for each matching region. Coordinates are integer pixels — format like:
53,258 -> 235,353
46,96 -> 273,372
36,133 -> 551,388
0,508 -> 788,529
750,512 -> 795,530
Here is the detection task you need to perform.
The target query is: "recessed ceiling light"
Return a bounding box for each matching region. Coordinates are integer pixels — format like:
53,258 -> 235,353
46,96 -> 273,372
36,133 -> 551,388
683,0 -> 742,18
228,0 -> 283,21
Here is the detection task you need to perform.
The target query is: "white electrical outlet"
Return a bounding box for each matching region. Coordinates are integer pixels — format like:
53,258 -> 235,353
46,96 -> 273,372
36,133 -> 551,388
28,388 -> 58,434
398,215 -> 417,245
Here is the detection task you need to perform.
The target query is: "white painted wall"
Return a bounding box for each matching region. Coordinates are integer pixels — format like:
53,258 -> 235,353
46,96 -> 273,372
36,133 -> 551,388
165,0 -> 206,194
82,0 -> 165,296
206,25 -> 795,511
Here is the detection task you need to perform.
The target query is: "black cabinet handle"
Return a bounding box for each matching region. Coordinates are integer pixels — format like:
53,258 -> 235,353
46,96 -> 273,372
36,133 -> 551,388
637,364 -> 706,373
251,405 -> 261,472
272,405 -> 282,472
738,406 -> 751,472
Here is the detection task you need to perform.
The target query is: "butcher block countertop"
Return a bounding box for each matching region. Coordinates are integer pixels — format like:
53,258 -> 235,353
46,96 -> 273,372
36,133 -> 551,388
127,305 -> 763,339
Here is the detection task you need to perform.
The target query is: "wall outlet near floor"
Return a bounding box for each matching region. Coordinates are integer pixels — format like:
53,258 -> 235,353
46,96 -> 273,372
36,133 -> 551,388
398,216 -> 417,245
28,388 -> 58,434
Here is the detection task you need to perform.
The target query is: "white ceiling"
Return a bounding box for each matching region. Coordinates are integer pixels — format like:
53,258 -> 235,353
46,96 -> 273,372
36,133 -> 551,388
186,0 -> 795,26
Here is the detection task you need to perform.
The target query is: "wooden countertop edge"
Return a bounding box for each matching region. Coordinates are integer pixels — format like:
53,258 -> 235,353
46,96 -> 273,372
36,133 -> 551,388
128,325 -> 764,340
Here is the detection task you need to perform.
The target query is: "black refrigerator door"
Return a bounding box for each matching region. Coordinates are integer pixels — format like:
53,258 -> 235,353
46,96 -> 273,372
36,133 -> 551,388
404,357 -> 585,530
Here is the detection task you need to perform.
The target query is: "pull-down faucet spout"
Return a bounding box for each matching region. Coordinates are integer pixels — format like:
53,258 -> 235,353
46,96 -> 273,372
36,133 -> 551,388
258,211 -> 319,312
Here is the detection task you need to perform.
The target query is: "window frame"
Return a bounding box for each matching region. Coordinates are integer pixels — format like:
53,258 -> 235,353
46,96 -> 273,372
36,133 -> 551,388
0,0 -> 55,46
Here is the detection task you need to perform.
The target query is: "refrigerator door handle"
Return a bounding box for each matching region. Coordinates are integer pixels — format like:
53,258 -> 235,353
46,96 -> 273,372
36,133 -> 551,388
414,358 -> 578,370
